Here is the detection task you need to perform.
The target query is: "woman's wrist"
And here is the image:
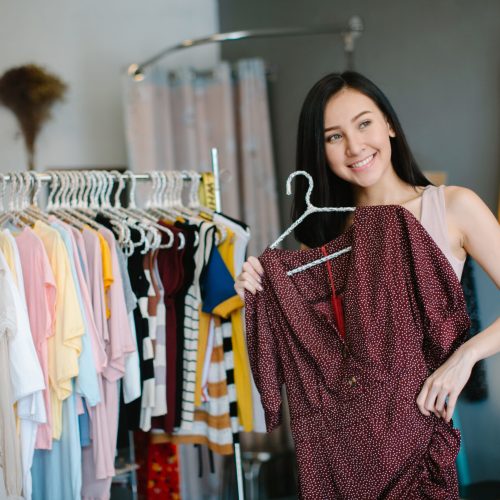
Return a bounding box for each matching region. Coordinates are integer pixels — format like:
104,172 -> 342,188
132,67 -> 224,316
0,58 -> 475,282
457,339 -> 480,367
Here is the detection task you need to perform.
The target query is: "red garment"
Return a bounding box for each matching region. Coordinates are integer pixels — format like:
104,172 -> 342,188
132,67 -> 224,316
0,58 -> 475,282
154,223 -> 185,432
135,433 -> 180,499
245,205 -> 470,500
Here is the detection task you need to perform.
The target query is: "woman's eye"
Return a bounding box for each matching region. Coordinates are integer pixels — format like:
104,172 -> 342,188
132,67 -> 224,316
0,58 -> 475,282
359,120 -> 371,129
326,133 -> 342,143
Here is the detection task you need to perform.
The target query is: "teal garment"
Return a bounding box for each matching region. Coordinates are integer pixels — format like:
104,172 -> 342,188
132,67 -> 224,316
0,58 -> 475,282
454,410 -> 471,488
79,400 -> 91,447
32,389 -> 82,500
51,222 -> 100,407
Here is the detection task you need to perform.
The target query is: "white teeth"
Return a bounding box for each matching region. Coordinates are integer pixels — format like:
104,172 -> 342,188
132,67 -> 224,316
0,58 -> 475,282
350,154 -> 374,168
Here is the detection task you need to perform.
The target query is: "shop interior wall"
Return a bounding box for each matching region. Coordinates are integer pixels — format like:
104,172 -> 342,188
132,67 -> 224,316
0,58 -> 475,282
218,0 -> 500,483
0,0 -> 220,173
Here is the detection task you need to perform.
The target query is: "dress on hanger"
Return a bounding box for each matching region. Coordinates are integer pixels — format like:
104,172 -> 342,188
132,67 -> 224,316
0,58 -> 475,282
245,205 -> 470,500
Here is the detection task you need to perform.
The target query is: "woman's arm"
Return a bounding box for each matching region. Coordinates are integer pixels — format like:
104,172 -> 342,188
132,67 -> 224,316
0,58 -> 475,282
417,187 -> 500,422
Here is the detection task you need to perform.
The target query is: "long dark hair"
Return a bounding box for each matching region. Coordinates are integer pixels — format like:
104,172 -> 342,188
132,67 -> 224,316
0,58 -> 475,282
292,71 -> 431,248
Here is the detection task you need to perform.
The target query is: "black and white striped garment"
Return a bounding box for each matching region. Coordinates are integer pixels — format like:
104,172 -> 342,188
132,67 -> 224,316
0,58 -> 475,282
221,320 -> 240,434
151,256 -> 167,417
141,257 -> 158,430
179,221 -> 216,429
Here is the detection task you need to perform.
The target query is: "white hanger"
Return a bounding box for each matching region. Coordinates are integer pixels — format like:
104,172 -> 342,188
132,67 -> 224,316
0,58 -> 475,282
286,246 -> 352,276
270,170 -> 355,249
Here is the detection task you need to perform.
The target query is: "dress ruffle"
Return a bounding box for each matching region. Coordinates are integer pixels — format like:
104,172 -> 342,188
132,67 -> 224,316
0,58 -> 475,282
416,419 -> 460,499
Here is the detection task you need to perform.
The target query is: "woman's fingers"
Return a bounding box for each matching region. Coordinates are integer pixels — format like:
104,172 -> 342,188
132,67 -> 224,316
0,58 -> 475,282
424,385 -> 442,418
235,257 -> 265,299
247,255 -> 264,276
444,393 -> 458,423
416,380 -> 431,416
242,258 -> 263,284
240,271 -> 262,293
417,378 -> 444,418
434,389 -> 449,419
417,348 -> 473,421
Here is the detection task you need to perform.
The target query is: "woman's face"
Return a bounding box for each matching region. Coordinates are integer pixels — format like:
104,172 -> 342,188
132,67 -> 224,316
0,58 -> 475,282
323,87 -> 396,188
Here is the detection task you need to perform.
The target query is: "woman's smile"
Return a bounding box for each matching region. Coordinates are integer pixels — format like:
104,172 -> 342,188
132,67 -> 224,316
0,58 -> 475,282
348,152 -> 376,171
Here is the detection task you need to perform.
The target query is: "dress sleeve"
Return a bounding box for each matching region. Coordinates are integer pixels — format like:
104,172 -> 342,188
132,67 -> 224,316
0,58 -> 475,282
244,272 -> 284,432
405,224 -> 470,372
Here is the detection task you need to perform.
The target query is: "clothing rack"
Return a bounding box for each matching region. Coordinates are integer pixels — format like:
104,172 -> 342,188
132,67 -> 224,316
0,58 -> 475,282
0,171 -> 200,184
127,16 -> 364,80
2,151 -> 248,499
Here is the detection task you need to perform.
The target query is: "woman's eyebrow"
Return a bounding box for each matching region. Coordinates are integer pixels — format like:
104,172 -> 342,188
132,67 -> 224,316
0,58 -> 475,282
324,110 -> 372,132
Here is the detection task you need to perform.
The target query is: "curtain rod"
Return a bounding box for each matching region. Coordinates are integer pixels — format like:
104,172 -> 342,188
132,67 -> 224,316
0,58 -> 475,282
127,16 -> 363,80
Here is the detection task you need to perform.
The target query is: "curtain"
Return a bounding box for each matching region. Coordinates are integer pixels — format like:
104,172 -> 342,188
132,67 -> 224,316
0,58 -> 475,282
123,59 -> 280,255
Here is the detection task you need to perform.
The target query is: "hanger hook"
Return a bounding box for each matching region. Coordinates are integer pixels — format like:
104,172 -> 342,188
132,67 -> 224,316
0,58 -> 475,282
13,172 -> 21,211
21,172 -> 31,208
32,172 -> 43,207
155,171 -> 163,208
148,171 -> 157,209
111,170 -> 125,208
187,170 -> 200,209
286,170 -> 315,209
67,172 -> 76,207
47,172 -> 57,210
126,170 -> 137,208
17,172 -> 27,211
159,172 -> 167,208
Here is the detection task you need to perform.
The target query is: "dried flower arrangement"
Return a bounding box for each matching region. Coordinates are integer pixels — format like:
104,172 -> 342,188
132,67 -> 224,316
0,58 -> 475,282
0,64 -> 67,170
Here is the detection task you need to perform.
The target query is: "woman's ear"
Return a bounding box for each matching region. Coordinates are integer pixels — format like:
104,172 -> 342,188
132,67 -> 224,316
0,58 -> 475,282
387,120 -> 396,138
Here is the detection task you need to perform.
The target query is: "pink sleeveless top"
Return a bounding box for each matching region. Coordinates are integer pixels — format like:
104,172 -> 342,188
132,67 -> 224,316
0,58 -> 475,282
420,185 -> 465,279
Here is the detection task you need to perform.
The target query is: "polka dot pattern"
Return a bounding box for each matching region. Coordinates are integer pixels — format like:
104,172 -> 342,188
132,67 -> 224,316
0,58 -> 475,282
245,205 -> 470,500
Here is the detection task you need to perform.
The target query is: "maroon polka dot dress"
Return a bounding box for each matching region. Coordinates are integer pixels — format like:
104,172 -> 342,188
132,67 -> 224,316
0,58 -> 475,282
245,205 -> 470,500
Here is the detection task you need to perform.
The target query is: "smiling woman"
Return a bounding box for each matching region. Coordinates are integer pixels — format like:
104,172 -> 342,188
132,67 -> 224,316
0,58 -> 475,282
235,71 -> 500,499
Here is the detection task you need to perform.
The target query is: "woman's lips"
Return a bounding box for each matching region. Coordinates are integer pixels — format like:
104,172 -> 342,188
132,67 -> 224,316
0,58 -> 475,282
348,152 -> 376,171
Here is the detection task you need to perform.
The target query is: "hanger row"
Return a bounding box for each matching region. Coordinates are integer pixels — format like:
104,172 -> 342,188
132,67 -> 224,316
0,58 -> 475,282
0,170 -> 213,256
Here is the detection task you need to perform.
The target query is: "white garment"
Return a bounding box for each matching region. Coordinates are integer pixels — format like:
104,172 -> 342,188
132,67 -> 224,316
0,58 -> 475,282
0,251 -> 22,499
0,247 -> 46,500
122,312 -> 141,404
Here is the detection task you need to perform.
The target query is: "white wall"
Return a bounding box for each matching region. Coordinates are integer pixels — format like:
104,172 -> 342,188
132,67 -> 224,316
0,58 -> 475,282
0,0 -> 219,172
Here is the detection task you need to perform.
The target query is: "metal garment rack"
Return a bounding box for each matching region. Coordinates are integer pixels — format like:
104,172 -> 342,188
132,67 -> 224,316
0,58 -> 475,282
1,165 -> 222,499
127,16 -> 363,80
0,171 -> 199,183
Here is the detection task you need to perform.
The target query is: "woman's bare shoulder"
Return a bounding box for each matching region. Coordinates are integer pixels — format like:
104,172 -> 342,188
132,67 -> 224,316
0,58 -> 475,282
444,185 -> 500,287
443,185 -> 491,219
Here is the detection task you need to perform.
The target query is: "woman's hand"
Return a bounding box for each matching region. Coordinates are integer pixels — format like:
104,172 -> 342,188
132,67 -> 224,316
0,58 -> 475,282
234,256 -> 264,300
416,346 -> 475,422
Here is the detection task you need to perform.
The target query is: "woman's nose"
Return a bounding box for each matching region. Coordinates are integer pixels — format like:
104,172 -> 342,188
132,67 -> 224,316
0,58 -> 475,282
345,134 -> 364,157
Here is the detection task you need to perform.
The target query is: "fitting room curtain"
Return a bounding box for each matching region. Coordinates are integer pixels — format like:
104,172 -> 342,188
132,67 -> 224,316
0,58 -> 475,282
123,58 -> 281,256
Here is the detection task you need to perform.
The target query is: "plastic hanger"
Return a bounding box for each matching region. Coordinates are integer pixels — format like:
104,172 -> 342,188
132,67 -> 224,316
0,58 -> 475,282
171,170 -> 229,247
22,172 -> 51,223
270,170 -> 355,249
270,170 -> 355,276
117,171 -> 177,252
146,171 -> 186,250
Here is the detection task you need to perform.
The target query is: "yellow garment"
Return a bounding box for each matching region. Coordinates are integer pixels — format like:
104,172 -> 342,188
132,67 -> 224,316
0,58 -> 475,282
96,230 -> 114,319
33,221 -> 84,439
194,310 -> 211,407
212,227 -> 254,432
0,232 -> 18,285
